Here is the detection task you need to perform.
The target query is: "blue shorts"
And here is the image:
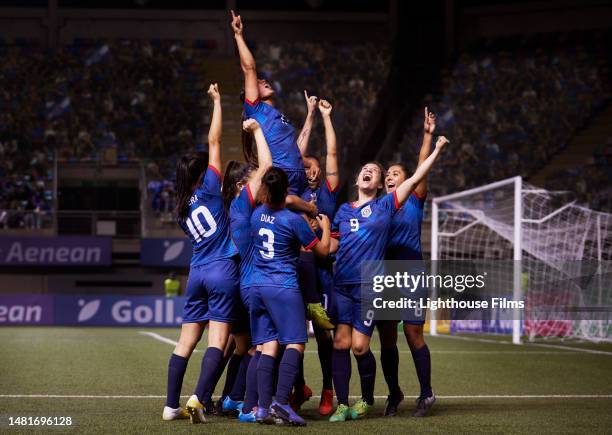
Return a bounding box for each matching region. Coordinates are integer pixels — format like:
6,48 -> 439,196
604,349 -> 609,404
285,168 -> 307,197
330,284 -> 376,336
249,286 -> 307,345
183,258 -> 240,324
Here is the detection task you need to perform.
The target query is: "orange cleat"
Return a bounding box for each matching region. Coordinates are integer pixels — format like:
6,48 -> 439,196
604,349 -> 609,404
289,384 -> 313,411
318,389 -> 334,416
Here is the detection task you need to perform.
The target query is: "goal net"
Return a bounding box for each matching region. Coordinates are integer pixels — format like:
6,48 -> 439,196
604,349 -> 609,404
431,176 -> 611,343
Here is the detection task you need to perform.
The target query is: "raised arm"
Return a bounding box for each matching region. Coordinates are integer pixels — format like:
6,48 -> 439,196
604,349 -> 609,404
319,99 -> 339,191
296,90 -> 317,156
231,10 -> 258,103
310,214 -> 330,258
207,83 -> 222,171
415,107 -> 436,197
395,136 -> 449,206
243,118 -> 272,197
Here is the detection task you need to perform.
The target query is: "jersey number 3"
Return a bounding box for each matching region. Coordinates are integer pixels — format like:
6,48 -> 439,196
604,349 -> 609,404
186,205 -> 217,242
259,228 -> 275,259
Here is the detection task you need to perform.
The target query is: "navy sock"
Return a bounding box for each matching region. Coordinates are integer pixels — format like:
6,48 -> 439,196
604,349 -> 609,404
276,348 -> 302,405
332,349 -> 351,406
380,345 -> 401,395
355,350 -> 376,405
221,353 -> 243,399
243,351 -> 261,413
412,344 -> 432,398
229,353 -> 251,401
257,354 -> 276,409
209,351 -> 231,402
294,353 -> 305,389
194,347 -> 224,404
166,353 -> 188,408
316,333 -> 333,390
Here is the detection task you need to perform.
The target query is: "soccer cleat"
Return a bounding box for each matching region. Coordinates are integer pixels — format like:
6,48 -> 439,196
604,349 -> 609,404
213,398 -> 224,416
238,408 -> 257,423
162,406 -> 189,421
185,395 -> 207,424
203,400 -> 215,415
329,404 -> 350,422
270,401 -> 307,426
349,399 -> 371,420
383,390 -> 404,417
222,396 -> 244,415
255,406 -> 275,425
306,303 -> 335,330
319,389 -> 334,416
290,384 -> 313,411
413,394 -> 436,417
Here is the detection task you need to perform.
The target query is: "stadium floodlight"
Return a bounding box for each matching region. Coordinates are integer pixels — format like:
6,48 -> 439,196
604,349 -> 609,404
431,176 -> 611,344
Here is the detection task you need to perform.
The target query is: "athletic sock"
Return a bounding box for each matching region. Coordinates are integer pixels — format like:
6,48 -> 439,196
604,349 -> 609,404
242,351 -> 261,413
317,333 -> 333,390
221,353 -> 243,399
294,352 -> 305,389
229,353 -> 251,401
380,345 -> 401,395
166,353 -> 188,408
331,348 -> 351,406
276,348 -> 302,405
411,344 -> 432,398
208,350 -> 231,402
355,350 -> 376,405
194,347 -> 224,404
257,354 -> 276,409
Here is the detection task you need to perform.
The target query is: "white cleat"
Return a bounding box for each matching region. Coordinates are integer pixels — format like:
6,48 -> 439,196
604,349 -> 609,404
162,406 -> 189,421
186,394 -> 207,424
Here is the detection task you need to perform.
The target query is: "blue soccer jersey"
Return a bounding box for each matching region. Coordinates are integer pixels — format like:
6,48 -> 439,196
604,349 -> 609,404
301,179 -> 339,220
250,205 -> 319,288
244,99 -> 303,171
332,191 -> 399,286
178,165 -> 238,266
230,184 -> 256,287
386,192 -> 426,260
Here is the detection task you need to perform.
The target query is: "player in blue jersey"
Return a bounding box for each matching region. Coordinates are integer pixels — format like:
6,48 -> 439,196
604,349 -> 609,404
231,10 -> 318,217
298,98 -> 339,416
249,167 -> 331,426
378,108 -> 437,418
219,118 -> 273,423
327,134 -> 449,422
162,83 -> 241,424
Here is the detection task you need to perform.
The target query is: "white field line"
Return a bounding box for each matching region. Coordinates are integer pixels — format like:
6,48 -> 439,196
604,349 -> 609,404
1,394 -> 611,400
435,334 -> 612,356
138,331 -> 578,355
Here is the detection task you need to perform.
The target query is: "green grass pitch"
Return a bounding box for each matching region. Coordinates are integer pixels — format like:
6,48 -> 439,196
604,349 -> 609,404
1,327 -> 611,434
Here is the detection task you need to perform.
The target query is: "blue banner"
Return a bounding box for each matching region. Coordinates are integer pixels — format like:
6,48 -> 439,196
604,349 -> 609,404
140,238 -> 191,267
0,295 -> 55,325
0,237 -> 112,266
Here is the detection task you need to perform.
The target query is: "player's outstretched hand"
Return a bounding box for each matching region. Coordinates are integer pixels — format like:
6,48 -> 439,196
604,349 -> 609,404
230,10 -> 243,36
424,107 -> 436,134
207,83 -> 220,101
316,214 -> 330,231
304,90 -> 318,114
318,99 -> 332,117
242,118 -> 260,133
435,135 -> 449,150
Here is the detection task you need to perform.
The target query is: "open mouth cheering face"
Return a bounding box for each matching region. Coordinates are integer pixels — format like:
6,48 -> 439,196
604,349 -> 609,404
385,164 -> 406,194
357,163 -> 383,192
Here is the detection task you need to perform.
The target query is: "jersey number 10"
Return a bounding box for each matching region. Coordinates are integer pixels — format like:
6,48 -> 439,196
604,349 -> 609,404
186,205 -> 217,242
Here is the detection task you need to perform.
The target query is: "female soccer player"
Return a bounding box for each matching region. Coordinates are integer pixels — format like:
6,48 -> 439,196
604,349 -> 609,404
230,10 -> 316,215
162,83 -> 241,424
221,118 -> 273,422
249,167 -> 331,426
328,135 -> 449,422
298,99 -> 340,416
378,107 -> 437,418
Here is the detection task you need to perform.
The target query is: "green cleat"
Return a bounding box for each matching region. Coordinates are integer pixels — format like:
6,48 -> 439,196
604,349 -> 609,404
307,303 -> 335,330
329,404 -> 350,422
349,399 -> 371,420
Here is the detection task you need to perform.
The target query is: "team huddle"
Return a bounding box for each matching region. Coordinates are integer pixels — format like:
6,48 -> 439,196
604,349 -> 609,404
161,11 -> 449,426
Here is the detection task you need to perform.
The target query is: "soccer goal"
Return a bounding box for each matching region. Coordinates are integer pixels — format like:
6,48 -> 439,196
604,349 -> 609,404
430,176 -> 612,344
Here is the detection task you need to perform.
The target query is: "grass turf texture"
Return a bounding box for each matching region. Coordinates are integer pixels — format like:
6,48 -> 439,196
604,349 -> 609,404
0,327 -> 611,434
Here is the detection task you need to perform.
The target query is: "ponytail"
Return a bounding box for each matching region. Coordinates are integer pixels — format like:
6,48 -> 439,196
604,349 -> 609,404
174,153 -> 208,220
222,160 -> 252,209
261,167 -> 288,206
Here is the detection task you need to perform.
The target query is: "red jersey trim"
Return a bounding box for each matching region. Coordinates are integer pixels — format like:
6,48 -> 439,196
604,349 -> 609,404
304,238 -> 319,250
331,231 -> 340,239
393,191 -> 400,209
245,98 -> 259,107
208,164 -> 221,178
246,183 -> 255,207
412,190 -> 427,201
325,179 -> 339,193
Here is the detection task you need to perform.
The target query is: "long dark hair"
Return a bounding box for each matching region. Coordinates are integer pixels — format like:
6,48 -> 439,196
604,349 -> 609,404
222,160 -> 252,209
242,128 -> 258,168
261,167 -> 288,206
175,153 -> 208,220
